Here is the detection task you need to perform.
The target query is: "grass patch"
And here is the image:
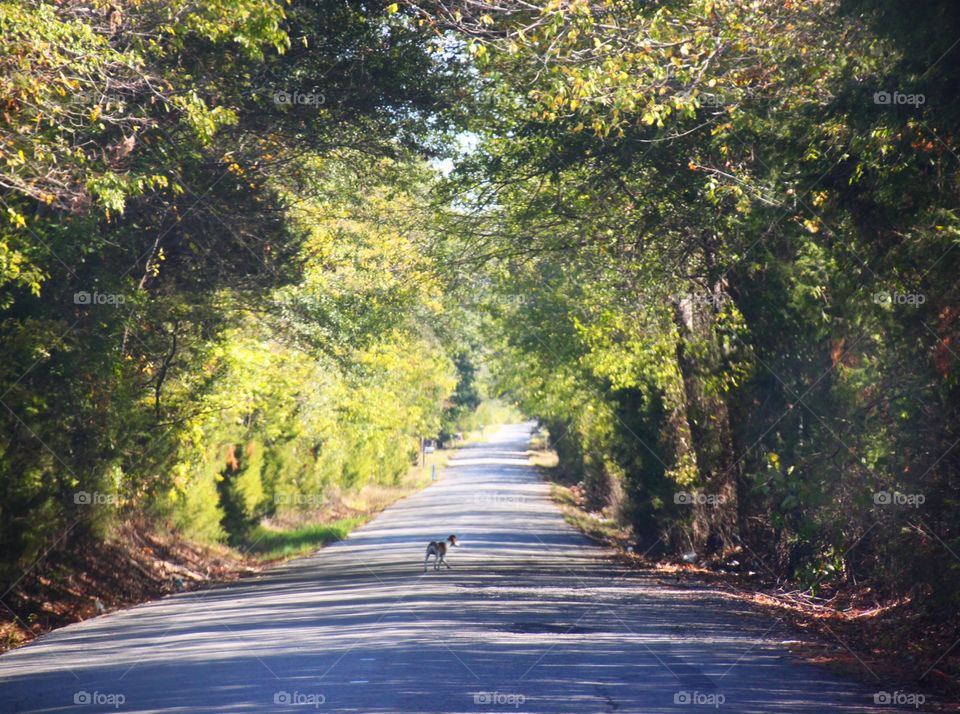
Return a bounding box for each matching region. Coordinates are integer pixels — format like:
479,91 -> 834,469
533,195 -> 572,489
529,447 -> 559,470
549,483 -> 629,546
246,516 -> 368,560
530,424 -> 632,549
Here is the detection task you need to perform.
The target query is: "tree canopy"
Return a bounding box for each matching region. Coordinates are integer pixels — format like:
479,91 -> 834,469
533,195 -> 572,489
1,0 -> 958,677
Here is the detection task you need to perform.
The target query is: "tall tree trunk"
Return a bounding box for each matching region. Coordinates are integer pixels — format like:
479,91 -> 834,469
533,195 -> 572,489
671,291 -> 740,555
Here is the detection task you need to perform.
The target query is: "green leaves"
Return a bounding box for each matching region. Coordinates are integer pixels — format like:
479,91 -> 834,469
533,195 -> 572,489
436,0 -> 960,617
0,0 -> 469,573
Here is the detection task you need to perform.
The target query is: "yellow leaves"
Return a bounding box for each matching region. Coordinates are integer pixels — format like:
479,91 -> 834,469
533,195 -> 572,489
467,41 -> 488,58
5,149 -> 27,170
90,105 -> 101,122
6,207 -> 26,228
386,3 -> 399,13
480,14 -> 494,25
802,218 -> 820,234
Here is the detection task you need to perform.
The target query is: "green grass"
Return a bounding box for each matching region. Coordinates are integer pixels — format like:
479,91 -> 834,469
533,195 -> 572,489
549,483 -> 629,547
245,516 -> 368,560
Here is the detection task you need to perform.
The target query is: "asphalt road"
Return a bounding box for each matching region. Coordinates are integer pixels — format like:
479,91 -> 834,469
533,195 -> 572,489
0,423 -> 914,713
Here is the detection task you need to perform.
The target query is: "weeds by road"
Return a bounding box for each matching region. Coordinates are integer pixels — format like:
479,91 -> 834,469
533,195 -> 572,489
533,434 -> 960,711
0,437 -> 475,654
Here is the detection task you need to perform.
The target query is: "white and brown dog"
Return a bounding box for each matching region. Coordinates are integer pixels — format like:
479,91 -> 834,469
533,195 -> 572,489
423,535 -> 459,571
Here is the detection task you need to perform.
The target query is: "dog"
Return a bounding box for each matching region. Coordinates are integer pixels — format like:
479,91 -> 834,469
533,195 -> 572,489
424,535 -> 458,571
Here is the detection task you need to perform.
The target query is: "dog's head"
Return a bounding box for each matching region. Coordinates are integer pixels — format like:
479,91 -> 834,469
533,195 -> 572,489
447,535 -> 459,547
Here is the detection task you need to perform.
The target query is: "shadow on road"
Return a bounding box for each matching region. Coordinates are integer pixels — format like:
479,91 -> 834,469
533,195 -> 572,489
0,424 -> 905,713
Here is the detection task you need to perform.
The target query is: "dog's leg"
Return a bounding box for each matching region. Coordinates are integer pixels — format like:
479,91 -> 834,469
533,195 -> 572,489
424,551 -> 430,572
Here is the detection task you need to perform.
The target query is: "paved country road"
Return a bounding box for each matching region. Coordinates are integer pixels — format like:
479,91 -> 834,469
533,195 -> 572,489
1,424 -> 912,713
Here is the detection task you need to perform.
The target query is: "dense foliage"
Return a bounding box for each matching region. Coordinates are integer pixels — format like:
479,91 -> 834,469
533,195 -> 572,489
2,0 -> 958,667
424,0 -> 960,623
0,0 -> 473,575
